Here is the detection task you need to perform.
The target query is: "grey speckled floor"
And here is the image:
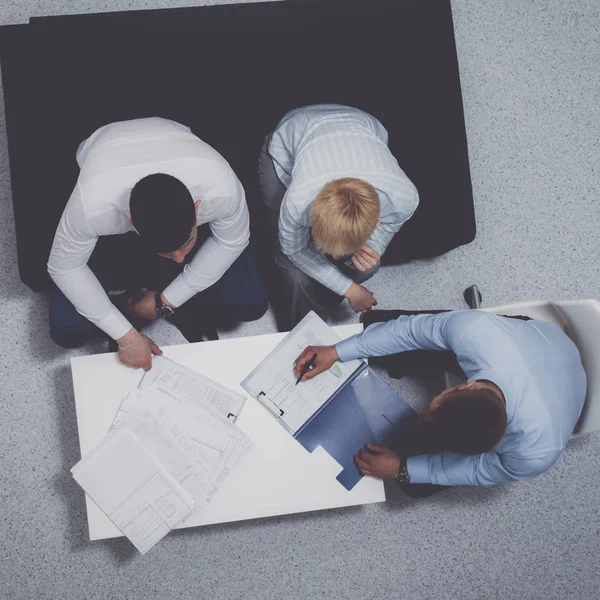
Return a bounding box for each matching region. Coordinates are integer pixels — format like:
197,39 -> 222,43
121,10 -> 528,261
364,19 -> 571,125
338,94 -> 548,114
1,1 -> 599,599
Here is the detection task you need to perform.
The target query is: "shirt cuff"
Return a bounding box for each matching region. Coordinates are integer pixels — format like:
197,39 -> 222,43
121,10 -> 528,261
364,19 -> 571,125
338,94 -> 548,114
329,274 -> 354,297
335,336 -> 362,363
97,307 -> 134,341
162,275 -> 196,308
406,455 -> 432,484
366,238 -> 385,257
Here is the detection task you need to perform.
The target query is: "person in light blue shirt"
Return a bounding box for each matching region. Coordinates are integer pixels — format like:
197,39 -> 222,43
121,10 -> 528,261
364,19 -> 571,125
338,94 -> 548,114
294,310 -> 587,488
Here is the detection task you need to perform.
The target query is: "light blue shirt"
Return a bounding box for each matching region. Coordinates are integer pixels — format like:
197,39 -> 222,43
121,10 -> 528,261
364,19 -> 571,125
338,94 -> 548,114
336,311 -> 587,486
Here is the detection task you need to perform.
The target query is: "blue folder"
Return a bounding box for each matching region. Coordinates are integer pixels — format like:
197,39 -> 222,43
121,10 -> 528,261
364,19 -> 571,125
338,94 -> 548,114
243,359 -> 416,491
294,363 -> 416,490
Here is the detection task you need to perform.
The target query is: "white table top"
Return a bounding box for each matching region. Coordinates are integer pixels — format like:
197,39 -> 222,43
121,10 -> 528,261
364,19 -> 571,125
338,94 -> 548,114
70,325 -> 385,541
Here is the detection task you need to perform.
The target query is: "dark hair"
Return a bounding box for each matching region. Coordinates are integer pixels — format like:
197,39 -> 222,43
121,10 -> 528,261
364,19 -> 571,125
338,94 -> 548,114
415,389 -> 507,456
129,173 -> 195,253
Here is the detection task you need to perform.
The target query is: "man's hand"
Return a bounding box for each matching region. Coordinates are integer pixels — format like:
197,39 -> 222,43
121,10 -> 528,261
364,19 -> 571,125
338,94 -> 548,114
344,282 -> 378,313
116,329 -> 163,371
128,290 -> 159,320
294,345 -> 339,382
354,444 -> 402,479
352,245 -> 381,272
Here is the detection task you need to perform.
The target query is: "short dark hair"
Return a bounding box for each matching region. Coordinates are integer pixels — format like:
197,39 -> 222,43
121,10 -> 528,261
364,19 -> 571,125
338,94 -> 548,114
426,388 -> 507,455
129,173 -> 195,253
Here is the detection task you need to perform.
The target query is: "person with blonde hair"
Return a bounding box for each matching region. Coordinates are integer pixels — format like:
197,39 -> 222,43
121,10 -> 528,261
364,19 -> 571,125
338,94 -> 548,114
258,104 -> 419,330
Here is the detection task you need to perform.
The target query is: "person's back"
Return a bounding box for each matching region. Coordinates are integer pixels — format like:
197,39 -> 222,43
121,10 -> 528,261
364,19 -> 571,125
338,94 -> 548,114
268,104 -> 399,188
453,312 -> 586,474
74,117 -> 236,237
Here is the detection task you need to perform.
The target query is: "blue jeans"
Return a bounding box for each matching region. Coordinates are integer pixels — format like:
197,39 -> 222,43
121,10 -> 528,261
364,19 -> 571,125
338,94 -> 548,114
49,237 -> 268,348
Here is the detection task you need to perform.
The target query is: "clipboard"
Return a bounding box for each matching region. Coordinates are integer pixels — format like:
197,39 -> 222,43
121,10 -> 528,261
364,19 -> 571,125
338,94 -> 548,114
241,312 -> 416,490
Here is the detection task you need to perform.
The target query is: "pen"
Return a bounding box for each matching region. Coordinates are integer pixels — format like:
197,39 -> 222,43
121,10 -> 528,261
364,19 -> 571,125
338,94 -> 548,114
296,353 -> 317,385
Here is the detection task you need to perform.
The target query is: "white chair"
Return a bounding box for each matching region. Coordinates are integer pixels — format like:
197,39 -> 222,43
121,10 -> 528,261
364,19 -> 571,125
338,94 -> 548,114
444,298 -> 600,436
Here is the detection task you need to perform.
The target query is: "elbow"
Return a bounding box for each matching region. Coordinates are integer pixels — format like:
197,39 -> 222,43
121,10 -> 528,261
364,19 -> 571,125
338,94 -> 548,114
232,235 -> 249,255
279,242 -> 297,260
241,233 -> 250,250
413,187 -> 420,211
47,260 -> 86,283
47,261 -> 59,281
497,455 -> 555,484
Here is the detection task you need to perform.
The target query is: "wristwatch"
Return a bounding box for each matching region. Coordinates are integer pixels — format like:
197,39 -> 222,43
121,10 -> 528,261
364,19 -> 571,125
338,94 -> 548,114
155,291 -> 175,319
394,457 -> 410,484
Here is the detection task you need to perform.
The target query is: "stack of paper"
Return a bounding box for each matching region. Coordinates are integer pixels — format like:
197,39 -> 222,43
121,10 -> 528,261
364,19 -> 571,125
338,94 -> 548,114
71,356 -> 252,554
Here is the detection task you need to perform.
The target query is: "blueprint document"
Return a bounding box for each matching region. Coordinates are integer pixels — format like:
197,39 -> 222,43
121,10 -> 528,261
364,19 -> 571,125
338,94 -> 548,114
71,426 -> 195,554
113,387 -> 252,503
72,357 -> 252,554
242,311 -> 363,433
139,356 -> 246,422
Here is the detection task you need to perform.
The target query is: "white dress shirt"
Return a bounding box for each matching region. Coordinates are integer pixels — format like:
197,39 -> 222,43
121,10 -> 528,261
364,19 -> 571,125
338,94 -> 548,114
336,310 -> 586,486
268,104 -> 419,296
47,117 -> 249,340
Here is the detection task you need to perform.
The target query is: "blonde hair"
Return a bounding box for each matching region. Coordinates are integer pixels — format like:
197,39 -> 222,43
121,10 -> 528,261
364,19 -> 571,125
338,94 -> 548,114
311,178 -> 380,258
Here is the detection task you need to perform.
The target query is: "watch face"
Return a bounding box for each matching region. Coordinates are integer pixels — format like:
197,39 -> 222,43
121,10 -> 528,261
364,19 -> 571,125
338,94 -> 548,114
395,466 -> 410,484
160,305 -> 175,318
155,292 -> 174,318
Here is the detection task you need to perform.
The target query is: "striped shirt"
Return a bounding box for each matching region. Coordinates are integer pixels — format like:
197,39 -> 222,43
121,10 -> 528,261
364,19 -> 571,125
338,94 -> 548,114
268,105 -> 419,296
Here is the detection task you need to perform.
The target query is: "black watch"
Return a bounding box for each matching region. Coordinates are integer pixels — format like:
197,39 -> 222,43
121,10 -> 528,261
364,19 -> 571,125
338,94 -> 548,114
394,457 -> 410,484
155,291 -> 175,319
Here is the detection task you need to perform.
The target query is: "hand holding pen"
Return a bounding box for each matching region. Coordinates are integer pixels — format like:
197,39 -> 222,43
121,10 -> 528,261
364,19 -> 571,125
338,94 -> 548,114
294,345 -> 339,383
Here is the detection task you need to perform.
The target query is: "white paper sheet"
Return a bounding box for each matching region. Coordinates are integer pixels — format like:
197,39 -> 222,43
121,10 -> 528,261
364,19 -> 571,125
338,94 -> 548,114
138,356 -> 246,422
71,426 -> 195,554
73,357 -> 253,554
242,312 -> 363,433
113,387 -> 253,502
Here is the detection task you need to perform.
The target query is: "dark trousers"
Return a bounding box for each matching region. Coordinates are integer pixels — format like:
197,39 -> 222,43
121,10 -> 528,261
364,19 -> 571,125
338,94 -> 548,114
362,308 -> 532,498
257,140 -> 380,331
49,226 -> 268,348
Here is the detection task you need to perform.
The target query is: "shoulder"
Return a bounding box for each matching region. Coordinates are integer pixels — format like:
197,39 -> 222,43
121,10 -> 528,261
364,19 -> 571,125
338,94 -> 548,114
279,188 -> 311,227
443,309 -> 494,338
185,152 -> 241,192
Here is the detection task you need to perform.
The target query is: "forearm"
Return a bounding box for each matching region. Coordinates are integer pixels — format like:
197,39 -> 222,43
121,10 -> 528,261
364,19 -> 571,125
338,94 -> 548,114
365,222 -> 398,257
336,312 -> 456,362
163,234 -> 248,307
406,451 -> 541,487
284,243 -> 352,296
49,265 -> 132,340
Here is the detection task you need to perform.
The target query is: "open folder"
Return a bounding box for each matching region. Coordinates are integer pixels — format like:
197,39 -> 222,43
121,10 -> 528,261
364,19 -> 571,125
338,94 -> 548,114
241,312 -> 416,490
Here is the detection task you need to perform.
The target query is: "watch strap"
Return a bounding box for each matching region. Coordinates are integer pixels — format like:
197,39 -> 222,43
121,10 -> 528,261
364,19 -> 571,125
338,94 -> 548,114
394,457 -> 410,484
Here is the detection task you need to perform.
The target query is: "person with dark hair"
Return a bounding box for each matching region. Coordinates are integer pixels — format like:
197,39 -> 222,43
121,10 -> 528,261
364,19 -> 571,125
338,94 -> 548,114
294,309 -> 586,489
48,117 -> 268,370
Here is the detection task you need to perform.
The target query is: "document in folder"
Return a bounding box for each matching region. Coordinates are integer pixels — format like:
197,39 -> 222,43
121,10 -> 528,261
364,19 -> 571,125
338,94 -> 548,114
241,312 -> 416,490
241,312 -> 363,433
